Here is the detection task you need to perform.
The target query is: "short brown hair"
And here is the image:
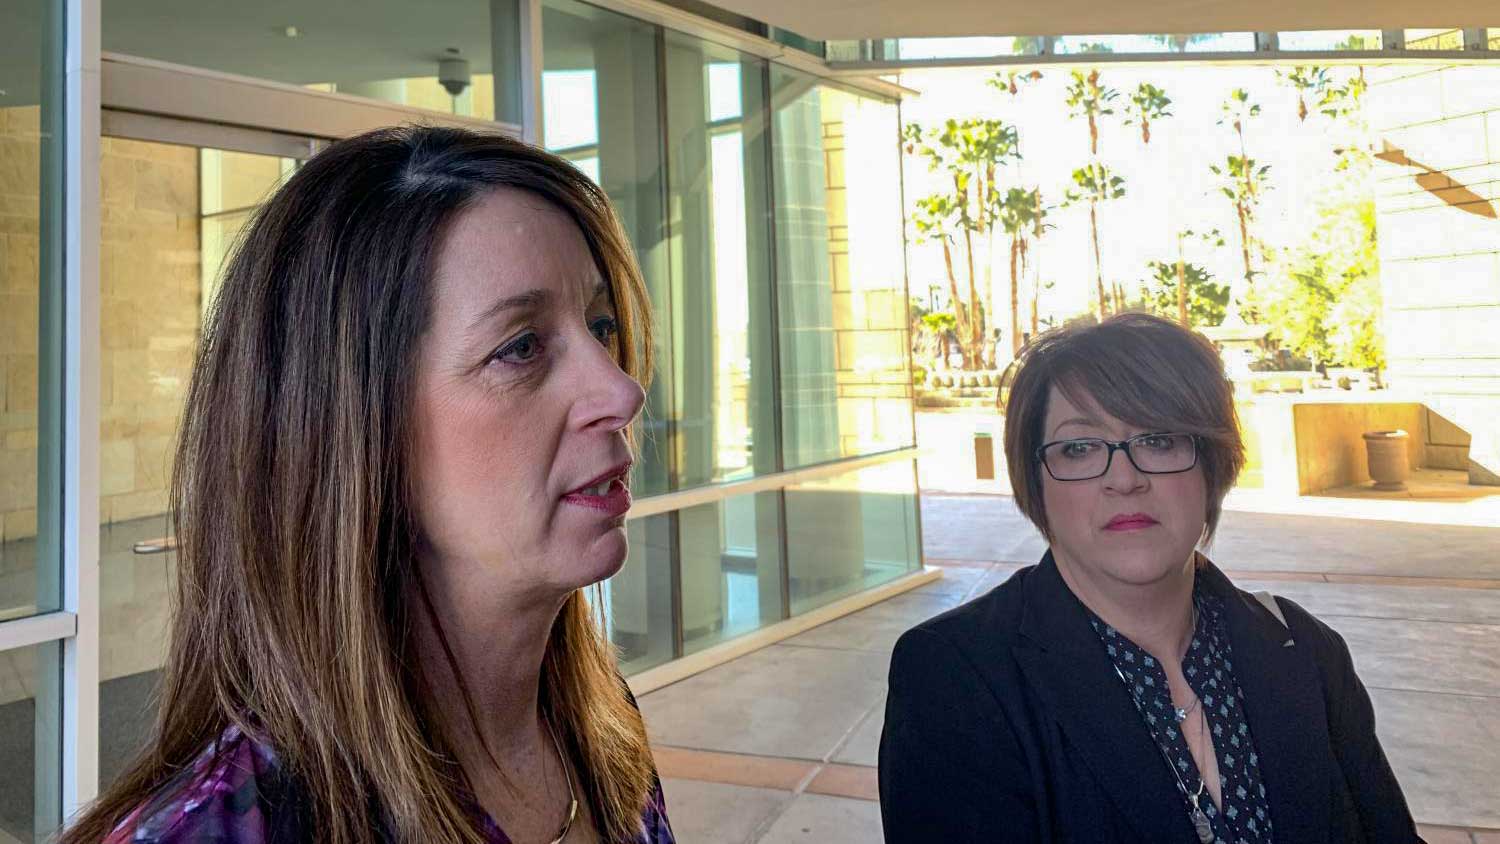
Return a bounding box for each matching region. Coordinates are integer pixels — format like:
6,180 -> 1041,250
1003,312 -> 1245,543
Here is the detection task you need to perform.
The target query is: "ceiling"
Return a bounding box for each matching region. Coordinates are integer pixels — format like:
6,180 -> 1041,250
1,0 -> 501,109
3,0 -> 1494,110
703,0 -> 1499,40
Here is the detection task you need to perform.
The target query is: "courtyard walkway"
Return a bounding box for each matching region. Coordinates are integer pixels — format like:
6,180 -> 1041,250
638,493 -> 1500,843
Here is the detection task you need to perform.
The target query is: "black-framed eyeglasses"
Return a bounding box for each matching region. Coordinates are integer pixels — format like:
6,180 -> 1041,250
1035,432 -> 1200,482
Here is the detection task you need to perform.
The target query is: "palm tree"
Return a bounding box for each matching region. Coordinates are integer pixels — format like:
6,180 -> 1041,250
998,187 -> 1042,356
1063,69 -> 1123,318
1026,191 -> 1052,336
1064,162 -> 1126,318
1125,83 -> 1172,144
1213,89 -> 1269,309
990,68 -> 1043,97
1064,69 -> 1117,156
1277,66 -> 1330,122
905,119 -> 1022,368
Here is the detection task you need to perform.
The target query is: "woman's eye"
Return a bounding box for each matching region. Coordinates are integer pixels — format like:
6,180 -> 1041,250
1139,435 -> 1172,451
1061,440 -> 1100,459
494,332 -> 543,364
590,315 -> 620,345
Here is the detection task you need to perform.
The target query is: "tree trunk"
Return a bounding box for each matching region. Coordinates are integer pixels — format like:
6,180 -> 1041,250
963,227 -> 983,370
1089,201 -> 1107,318
1029,190 -> 1042,337
1177,258 -> 1189,326
1236,200 -> 1253,299
1010,235 -> 1022,356
940,239 -> 972,366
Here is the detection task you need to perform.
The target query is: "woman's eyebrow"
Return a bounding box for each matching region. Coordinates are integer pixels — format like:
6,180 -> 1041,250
468,288 -> 551,332
587,279 -> 610,304
1051,417 -> 1104,438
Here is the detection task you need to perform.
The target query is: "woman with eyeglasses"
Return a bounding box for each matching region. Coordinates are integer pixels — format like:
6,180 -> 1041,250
879,313 -> 1419,843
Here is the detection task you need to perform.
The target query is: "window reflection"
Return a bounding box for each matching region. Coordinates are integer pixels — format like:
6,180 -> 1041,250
680,492 -> 784,654
1278,30 -> 1383,50
772,69 -> 915,468
785,461 -> 920,615
665,33 -> 775,487
0,641 -> 62,840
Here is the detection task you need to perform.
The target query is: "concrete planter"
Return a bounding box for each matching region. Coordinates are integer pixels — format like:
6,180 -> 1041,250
1363,430 -> 1410,490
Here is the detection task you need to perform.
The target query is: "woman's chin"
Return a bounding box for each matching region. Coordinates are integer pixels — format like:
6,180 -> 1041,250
572,531 -> 630,587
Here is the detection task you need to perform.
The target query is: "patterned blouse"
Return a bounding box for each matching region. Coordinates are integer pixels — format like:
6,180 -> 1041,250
1085,584 -> 1275,844
103,724 -> 676,844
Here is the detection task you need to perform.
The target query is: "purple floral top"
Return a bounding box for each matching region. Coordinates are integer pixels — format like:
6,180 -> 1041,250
105,725 -> 675,843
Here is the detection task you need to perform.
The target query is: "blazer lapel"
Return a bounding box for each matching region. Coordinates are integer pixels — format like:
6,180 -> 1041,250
1203,563 -> 1333,842
1015,555 -> 1198,843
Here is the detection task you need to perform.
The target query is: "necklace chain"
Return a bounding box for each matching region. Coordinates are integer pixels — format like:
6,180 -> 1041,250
545,719 -> 579,844
1109,598 -> 1216,843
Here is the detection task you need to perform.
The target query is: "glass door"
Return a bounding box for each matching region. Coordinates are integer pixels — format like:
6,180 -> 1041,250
96,135 -> 302,788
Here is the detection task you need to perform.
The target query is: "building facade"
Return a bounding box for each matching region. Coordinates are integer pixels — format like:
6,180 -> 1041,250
1368,58 -> 1500,484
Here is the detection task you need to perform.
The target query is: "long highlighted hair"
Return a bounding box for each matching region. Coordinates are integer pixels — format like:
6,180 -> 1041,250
61,126 -> 658,844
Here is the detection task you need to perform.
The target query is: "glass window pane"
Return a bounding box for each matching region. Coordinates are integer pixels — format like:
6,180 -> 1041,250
602,515 -> 675,674
543,0 -> 671,496
771,69 -> 914,468
1405,28 -> 1464,50
0,641 -> 63,842
1052,33 -> 1255,54
100,139 -> 299,788
785,460 -> 920,615
101,2 -> 497,119
543,70 -> 600,150
1278,30 -> 1383,51
664,34 -> 775,486
894,37 -> 1025,60
1,0 -> 63,623
680,492 -> 783,654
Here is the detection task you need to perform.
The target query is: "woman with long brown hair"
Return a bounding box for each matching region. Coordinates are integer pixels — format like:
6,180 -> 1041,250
61,126 -> 674,843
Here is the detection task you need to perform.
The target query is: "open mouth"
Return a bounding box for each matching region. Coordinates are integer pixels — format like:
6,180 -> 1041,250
568,463 -> 631,498
576,477 -> 621,497
562,462 -> 634,517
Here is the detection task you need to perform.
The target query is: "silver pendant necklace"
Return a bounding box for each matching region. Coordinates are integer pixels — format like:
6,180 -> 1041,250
1115,663 -> 1216,843
1110,599 -> 1216,844
1186,708 -> 1214,843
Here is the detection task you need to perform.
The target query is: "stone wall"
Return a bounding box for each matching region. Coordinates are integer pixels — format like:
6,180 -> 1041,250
99,138 -> 199,527
821,95 -> 913,460
1291,401 -> 1427,494
1,128 -> 199,541
0,106 -> 43,544
1367,65 -> 1500,484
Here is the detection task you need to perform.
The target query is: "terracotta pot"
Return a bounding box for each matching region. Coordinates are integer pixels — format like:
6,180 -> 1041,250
1363,430 -> 1410,491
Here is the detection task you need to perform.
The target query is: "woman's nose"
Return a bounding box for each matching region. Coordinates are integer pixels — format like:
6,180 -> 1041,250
573,339 -> 645,433
1102,444 -> 1149,492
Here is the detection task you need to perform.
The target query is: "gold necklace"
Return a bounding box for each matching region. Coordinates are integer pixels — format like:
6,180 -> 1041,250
545,720 -> 578,844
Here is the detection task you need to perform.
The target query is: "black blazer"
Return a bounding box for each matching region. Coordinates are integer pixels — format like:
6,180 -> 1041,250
879,553 -> 1422,843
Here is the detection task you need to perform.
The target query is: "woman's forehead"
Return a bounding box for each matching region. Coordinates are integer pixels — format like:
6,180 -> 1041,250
434,189 -> 603,311
1043,383 -> 1159,437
